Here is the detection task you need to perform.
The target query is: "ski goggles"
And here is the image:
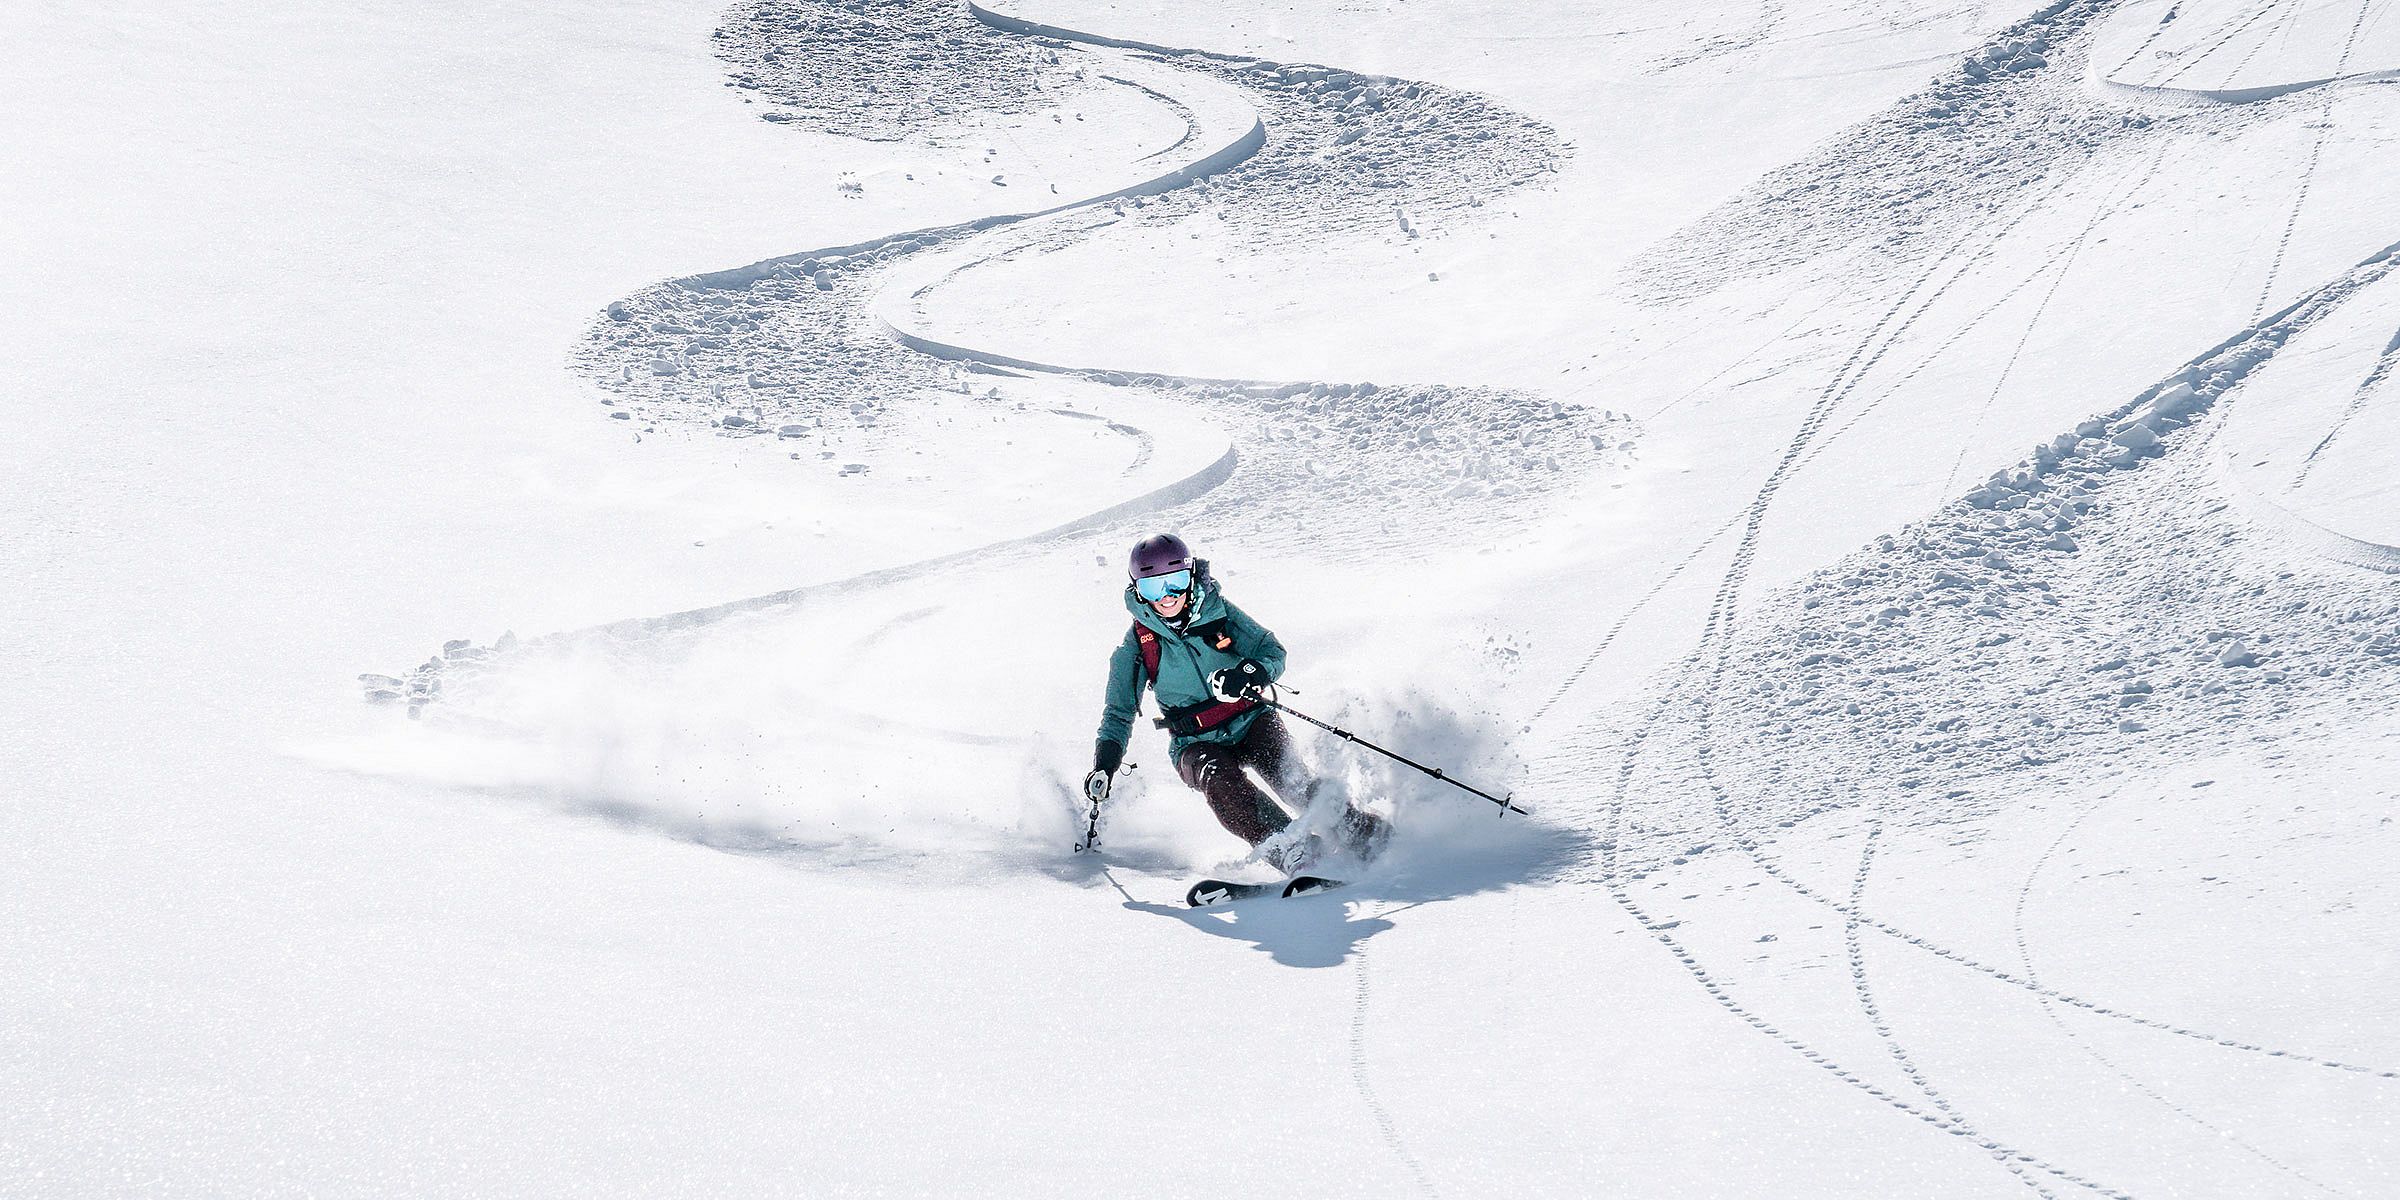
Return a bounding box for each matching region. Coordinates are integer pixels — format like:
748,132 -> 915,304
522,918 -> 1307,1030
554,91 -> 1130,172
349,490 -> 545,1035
1134,568 -> 1194,603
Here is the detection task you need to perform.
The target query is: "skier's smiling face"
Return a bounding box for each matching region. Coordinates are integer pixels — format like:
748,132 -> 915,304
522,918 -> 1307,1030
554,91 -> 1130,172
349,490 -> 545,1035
1136,566 -> 1194,619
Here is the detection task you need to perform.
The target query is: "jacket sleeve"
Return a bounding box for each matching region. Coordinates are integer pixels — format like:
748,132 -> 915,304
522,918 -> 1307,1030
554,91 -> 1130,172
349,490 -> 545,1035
1096,626 -> 1146,751
1220,601 -> 1287,682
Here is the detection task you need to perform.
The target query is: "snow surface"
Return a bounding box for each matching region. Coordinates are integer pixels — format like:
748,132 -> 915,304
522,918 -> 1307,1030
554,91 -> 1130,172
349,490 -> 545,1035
7,0 -> 2399,1194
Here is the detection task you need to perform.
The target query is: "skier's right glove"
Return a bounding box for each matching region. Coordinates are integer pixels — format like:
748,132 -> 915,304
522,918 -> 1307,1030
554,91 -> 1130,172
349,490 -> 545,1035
1086,739 -> 1125,805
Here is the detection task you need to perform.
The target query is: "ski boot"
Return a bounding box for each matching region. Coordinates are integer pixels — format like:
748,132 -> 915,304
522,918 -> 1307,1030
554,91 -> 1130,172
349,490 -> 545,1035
1259,828 -> 1328,877
1337,805 -> 1393,863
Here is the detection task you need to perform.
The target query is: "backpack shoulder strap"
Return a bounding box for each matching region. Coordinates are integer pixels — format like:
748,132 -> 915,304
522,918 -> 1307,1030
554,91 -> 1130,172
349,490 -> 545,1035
1132,623 -> 1161,687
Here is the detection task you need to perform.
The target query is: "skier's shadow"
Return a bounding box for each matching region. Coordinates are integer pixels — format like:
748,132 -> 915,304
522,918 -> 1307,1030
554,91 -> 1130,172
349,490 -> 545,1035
1116,889 -> 1394,968
1098,818 -> 1597,966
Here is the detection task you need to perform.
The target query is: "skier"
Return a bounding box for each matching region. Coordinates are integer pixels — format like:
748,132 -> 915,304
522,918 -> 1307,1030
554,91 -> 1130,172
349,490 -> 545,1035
1083,533 -> 1388,873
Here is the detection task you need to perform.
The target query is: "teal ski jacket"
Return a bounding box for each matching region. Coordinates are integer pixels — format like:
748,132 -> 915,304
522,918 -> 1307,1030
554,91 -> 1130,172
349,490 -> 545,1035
1096,572 -> 1287,767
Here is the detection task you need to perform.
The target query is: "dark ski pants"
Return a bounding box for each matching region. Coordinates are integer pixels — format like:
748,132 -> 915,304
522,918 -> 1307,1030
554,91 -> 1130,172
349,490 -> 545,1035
1174,712 -> 1387,853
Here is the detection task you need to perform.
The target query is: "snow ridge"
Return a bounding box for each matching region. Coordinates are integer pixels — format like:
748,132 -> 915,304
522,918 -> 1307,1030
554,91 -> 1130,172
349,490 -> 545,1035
2099,0 -> 2400,104
717,0 -> 1073,141
381,0 -> 1626,706
1543,236 -> 2400,1192
1590,237 -> 2400,1082
1629,0 -> 2164,304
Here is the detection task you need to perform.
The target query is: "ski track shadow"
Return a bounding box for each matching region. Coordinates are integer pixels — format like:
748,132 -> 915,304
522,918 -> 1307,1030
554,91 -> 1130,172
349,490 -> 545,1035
1107,818 -> 1597,968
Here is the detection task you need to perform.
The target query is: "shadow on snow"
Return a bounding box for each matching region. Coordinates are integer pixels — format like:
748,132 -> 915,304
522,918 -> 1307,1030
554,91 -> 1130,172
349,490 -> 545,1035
1073,817 -> 1597,968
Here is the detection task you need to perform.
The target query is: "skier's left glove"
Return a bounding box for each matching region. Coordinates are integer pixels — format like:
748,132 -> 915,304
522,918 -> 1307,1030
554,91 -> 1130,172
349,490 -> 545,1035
1082,770 -> 1112,805
1209,658 -> 1270,703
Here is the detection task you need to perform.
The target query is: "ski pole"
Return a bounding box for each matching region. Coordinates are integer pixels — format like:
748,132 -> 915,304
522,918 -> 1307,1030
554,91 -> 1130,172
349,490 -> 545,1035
1075,761 -> 1129,853
1265,699 -> 1530,817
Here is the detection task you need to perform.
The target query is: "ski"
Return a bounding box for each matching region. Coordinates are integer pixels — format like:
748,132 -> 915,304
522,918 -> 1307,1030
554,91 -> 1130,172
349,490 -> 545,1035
1185,879 -> 1274,907
1281,875 -> 1347,899
1184,875 -> 1349,907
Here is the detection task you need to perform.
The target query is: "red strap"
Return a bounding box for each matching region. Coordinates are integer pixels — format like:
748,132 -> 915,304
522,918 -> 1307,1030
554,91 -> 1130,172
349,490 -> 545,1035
1183,698 -> 1258,732
1135,625 -> 1160,682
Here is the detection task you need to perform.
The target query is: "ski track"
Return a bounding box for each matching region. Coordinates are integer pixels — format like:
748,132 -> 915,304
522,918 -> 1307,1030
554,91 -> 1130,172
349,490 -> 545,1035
1568,0 -> 2400,1091
1938,140 -> 2175,493
2107,0 -> 2185,78
2219,0 -> 2313,87
1591,686 -> 2131,1199
1629,0 -> 2153,304
2292,321 -> 2400,482
1649,0 -> 1787,76
1572,250 -> 2400,1194
1794,163 -> 2109,483
1525,509 -> 1739,727
1644,171 -> 2138,1198
1105,73 -> 1201,162
2249,0 -> 2375,321
356,0 -> 2400,1188
1046,405 -> 1155,474
1632,292 -> 1846,423
1767,119 -> 2166,512
2010,792 -> 2348,1198
1669,237 -> 2400,1082
1536,136 -> 2140,1185
1533,8 -> 2400,1189
1527,286 -> 1864,728
1349,939 -> 1441,1200
2149,0 -> 2298,90
1540,168 -> 2155,1195
380,4 -> 1591,1182
2215,441 -> 2400,574
1694,174 -> 2041,624
383,0 -> 1620,700
1621,57 -> 2139,648
1844,822 -> 2071,1199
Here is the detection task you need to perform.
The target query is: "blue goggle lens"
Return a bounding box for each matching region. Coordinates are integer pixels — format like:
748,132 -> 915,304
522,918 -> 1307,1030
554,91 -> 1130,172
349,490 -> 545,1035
1135,569 -> 1193,602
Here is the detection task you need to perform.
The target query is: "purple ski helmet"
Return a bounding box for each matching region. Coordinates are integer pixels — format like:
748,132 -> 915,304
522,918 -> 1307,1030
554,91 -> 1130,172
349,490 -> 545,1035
1128,533 -> 1193,580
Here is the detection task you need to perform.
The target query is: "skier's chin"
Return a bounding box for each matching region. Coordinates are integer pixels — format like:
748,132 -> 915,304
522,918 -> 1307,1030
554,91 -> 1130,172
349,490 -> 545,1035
1150,596 -> 1187,619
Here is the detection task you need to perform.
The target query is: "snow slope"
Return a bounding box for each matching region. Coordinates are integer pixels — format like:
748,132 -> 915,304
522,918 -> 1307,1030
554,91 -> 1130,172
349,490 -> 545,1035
7,0 -> 2398,1195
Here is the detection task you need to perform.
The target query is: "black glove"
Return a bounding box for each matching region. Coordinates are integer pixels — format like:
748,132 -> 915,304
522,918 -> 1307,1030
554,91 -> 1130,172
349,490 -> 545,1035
1209,658 -> 1270,703
1086,739 -> 1124,804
